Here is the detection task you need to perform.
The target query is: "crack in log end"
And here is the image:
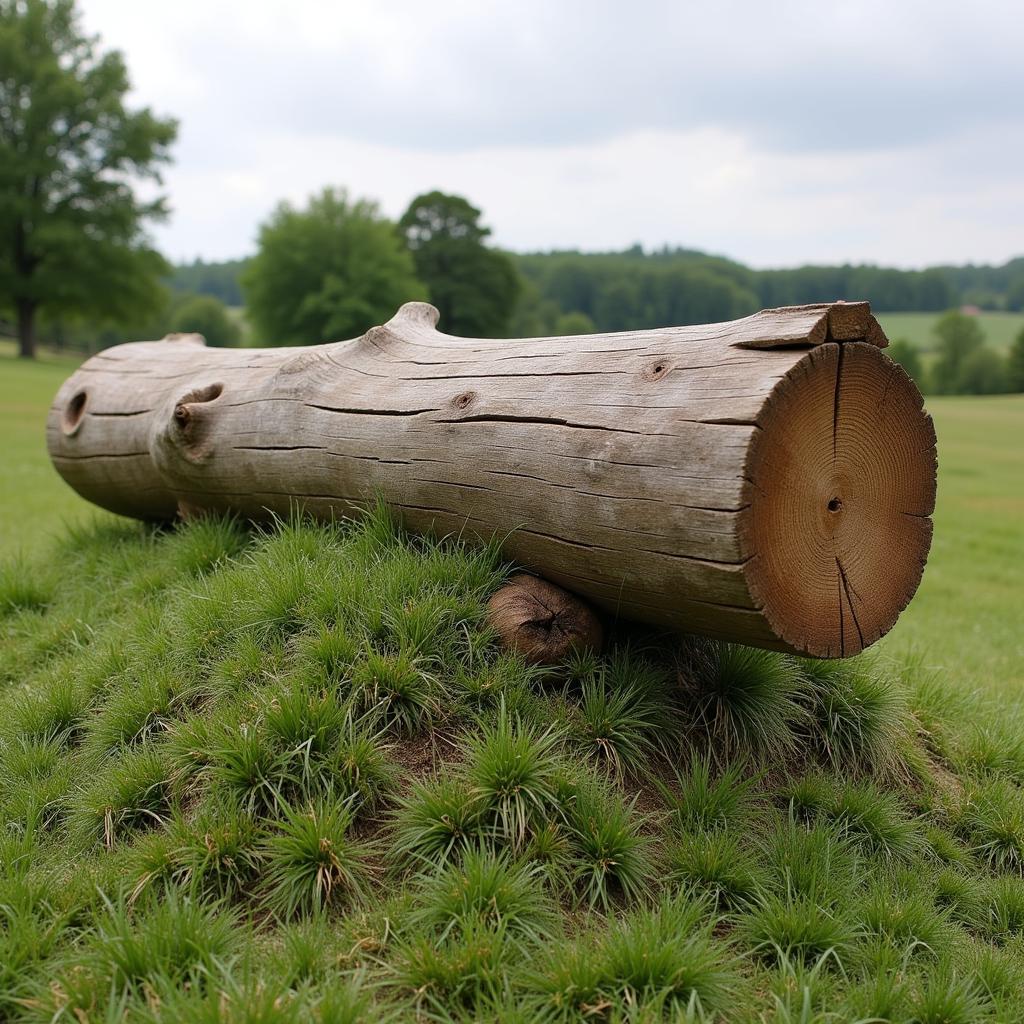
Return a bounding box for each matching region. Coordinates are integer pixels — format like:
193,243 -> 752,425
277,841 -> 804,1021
831,342 -> 844,464
741,341 -> 936,658
838,558 -> 866,652
836,559 -> 845,658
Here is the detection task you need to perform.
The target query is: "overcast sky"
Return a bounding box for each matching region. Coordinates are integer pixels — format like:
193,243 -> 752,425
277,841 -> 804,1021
79,0 -> 1024,268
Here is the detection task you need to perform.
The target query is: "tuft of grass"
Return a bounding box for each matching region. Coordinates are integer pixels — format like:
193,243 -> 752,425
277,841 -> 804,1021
563,647 -> 671,775
0,555 -> 54,615
537,893 -> 736,1019
5,675 -> 90,744
566,777 -> 653,909
743,891 -> 858,967
351,649 -> 440,734
409,847 -> 554,949
667,829 -> 765,910
801,657 -> 909,774
781,774 -> 922,860
391,773 -> 484,868
963,776 -> 1024,871
861,881 -> 954,959
659,753 -> 758,833
761,817 -> 861,907
392,917 -> 514,1012
464,705 -> 561,850
677,641 -> 805,761
907,959 -> 988,1024
932,867 -> 985,926
71,744 -> 171,847
259,796 -> 373,918
985,874 -> 1024,939
129,800 -> 263,903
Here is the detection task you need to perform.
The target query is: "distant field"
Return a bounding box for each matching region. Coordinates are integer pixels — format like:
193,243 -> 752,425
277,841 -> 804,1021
878,394 -> 1024,693
0,342 -> 115,556
2,345 -> 1021,690
878,310 -> 1024,352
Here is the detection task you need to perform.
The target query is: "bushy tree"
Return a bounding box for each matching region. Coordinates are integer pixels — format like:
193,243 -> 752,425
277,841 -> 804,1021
243,188 -> 425,345
554,311 -> 596,335
399,191 -> 520,338
931,311 -> 985,394
956,347 -> 1007,395
168,294 -> 241,347
0,0 -> 176,357
886,339 -> 927,391
1005,277 -> 1024,313
1006,328 -> 1024,393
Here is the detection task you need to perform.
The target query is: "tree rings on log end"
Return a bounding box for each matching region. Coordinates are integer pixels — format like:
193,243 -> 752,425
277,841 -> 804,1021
741,342 -> 937,659
487,575 -> 604,665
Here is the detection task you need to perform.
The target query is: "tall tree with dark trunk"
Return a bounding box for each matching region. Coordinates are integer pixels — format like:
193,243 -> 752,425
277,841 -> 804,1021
399,191 -> 520,338
0,0 -> 176,358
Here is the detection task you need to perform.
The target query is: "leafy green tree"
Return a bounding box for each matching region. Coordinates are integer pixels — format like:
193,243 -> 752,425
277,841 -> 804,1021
243,188 -> 424,345
1007,328 -> 1024,393
886,339 -> 927,391
931,311 -> 985,394
0,0 -> 176,358
554,311 -> 596,335
168,294 -> 241,348
956,347 -> 1007,395
399,191 -> 520,338
1006,277 -> 1024,313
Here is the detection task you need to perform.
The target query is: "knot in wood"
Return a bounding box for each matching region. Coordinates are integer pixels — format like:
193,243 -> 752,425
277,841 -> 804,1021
642,360 -> 671,382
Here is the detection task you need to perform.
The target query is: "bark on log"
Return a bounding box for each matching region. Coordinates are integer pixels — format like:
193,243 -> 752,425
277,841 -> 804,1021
46,301 -> 936,658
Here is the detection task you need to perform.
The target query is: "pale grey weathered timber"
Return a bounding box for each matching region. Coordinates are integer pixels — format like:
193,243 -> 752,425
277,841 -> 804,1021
46,300 -> 936,657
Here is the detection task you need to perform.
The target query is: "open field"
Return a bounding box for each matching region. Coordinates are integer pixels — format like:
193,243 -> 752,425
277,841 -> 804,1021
3,345 -> 1024,1021
4,344 -> 1021,691
878,311 -> 1024,353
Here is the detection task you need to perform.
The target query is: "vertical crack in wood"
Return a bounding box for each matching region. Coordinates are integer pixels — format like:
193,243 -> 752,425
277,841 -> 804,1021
837,558 -> 866,652
831,342 -> 844,465
836,557 -> 845,658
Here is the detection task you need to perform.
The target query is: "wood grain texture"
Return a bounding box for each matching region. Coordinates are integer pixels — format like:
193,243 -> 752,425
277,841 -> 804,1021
46,300 -> 936,657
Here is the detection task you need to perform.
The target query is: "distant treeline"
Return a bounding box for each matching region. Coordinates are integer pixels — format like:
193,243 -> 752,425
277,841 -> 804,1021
167,248 -> 1024,338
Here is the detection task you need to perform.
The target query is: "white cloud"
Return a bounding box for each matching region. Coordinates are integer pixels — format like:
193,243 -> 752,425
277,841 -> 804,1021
78,0 -> 1024,267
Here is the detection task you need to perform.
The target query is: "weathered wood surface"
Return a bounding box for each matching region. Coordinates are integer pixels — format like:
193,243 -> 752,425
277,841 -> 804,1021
46,300 -> 936,657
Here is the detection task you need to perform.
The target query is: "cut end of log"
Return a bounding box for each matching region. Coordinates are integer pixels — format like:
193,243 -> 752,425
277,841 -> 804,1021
487,575 -> 604,665
741,342 -> 937,658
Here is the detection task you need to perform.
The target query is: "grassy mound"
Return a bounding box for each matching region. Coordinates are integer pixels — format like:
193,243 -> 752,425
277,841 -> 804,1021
2,509 -> 1024,1022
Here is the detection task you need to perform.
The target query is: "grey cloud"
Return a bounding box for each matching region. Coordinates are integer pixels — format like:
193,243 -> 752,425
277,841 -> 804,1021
157,0 -> 1023,157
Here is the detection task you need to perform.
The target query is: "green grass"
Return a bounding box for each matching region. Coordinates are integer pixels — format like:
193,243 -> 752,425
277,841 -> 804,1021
879,310 -> 1024,353
1,344 -> 1023,1020
878,395 -> 1024,693
1,507 -> 1024,1020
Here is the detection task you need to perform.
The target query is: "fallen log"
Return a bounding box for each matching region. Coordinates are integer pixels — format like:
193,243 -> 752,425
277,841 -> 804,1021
46,300 -> 936,658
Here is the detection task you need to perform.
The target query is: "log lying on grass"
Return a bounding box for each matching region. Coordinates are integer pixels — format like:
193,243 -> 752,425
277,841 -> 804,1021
47,300 -> 936,658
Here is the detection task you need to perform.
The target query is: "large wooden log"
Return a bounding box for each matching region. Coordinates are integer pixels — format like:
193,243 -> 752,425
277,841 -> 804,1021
46,301 -> 936,658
